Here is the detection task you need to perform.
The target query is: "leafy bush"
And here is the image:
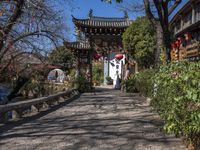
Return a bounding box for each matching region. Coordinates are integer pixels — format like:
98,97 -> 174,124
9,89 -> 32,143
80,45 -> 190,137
121,75 -> 138,93
73,75 -> 91,92
93,65 -> 104,85
151,61 -> 200,149
69,70 -> 92,92
122,69 -> 155,95
48,46 -> 74,69
68,69 -> 76,87
123,61 -> 200,148
21,80 -> 68,98
106,76 -> 113,85
134,69 -> 155,97
122,16 -> 156,68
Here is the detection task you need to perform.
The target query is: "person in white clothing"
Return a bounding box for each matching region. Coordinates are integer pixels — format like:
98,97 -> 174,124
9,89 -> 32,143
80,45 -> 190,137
113,71 -> 120,89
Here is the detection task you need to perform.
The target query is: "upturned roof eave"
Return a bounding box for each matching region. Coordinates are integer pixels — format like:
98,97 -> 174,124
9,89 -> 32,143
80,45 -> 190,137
72,15 -> 133,28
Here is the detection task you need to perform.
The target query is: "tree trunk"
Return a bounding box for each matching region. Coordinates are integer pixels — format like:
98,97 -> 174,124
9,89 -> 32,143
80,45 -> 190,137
162,27 -> 171,62
155,22 -> 163,66
155,22 -> 171,65
143,0 -> 181,64
0,0 -> 25,54
7,76 -> 29,101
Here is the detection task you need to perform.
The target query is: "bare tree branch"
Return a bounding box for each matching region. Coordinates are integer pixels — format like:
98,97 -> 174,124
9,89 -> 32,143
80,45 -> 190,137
0,0 -> 71,74
143,0 -> 158,24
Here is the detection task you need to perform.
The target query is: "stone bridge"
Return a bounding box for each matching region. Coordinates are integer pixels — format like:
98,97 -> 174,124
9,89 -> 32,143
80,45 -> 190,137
0,87 -> 186,150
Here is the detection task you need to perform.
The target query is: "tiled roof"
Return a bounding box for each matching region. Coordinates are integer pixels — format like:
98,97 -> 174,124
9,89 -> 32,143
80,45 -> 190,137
72,16 -> 132,28
64,41 -> 91,50
64,41 -> 124,52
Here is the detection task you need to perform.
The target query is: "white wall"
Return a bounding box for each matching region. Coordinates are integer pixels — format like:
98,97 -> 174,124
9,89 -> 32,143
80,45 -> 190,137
108,52 -> 125,80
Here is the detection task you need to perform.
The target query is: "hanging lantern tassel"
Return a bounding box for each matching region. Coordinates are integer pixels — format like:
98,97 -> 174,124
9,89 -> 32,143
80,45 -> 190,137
185,32 -> 192,41
115,54 -> 124,60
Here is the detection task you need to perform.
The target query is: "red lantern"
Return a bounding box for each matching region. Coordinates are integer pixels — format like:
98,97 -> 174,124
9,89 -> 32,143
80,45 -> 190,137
175,40 -> 181,47
115,54 -> 124,60
93,53 -> 101,60
178,37 -> 184,43
171,43 -> 176,49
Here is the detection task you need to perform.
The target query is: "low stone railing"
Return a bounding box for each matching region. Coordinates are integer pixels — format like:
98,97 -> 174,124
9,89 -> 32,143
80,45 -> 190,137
0,89 -> 79,123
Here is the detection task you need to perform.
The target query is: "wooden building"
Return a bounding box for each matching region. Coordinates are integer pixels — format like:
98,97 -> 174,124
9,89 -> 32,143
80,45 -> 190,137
64,41 -> 92,83
170,0 -> 200,61
65,10 -> 132,85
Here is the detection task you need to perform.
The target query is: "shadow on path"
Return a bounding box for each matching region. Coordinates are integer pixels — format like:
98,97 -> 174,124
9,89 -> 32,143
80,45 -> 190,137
0,87 -> 186,150
0,94 -> 81,134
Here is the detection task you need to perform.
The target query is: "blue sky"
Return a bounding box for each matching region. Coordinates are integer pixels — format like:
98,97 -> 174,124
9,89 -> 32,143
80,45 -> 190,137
62,0 -> 188,41
63,0 -> 141,41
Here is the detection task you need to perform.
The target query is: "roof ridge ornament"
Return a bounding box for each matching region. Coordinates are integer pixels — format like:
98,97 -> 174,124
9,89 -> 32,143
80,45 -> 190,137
124,10 -> 128,19
88,9 -> 93,18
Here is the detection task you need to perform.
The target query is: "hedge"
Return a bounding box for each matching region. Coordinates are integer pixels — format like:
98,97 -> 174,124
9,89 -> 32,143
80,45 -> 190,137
123,61 -> 200,149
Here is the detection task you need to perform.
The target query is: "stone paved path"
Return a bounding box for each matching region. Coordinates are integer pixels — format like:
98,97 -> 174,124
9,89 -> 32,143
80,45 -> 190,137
0,88 -> 187,150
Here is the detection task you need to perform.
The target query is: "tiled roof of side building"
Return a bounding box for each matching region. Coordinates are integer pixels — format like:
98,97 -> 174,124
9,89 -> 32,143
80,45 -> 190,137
72,15 -> 133,28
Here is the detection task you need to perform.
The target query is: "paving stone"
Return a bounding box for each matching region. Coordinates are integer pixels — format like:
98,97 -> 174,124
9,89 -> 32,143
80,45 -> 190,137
0,87 -> 187,150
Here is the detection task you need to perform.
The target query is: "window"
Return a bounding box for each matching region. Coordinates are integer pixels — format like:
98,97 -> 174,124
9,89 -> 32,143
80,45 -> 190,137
116,65 -> 119,69
175,19 -> 181,32
196,3 -> 200,21
183,10 -> 192,28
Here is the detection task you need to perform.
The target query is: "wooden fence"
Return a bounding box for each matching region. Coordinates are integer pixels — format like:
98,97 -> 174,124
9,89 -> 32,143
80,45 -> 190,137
0,89 -> 79,123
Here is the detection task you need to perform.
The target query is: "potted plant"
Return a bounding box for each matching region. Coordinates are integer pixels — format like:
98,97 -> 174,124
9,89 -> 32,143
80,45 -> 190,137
106,76 -> 113,85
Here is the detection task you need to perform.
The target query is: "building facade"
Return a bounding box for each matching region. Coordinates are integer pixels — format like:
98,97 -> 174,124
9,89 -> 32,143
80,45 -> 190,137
170,0 -> 200,61
65,10 -> 132,85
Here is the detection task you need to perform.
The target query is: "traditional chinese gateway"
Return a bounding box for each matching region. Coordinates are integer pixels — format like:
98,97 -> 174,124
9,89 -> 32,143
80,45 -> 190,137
170,0 -> 200,61
65,10 -> 132,86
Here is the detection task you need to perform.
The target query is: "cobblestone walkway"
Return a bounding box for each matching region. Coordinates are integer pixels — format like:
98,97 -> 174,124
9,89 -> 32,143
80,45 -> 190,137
0,88 -> 187,150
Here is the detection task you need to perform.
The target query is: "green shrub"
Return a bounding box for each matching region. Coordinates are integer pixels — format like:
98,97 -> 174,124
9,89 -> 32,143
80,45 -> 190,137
121,75 -> 138,93
151,61 -> 200,149
73,75 -> 91,92
122,69 -> 155,95
21,80 -> 68,98
93,66 -> 104,84
123,61 -> 200,148
134,69 -> 155,97
106,76 -> 113,85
